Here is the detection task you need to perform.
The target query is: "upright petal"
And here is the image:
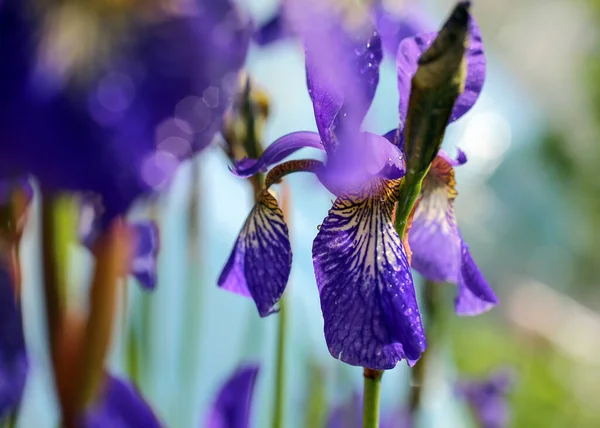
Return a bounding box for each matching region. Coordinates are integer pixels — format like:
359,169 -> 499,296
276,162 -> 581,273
0,266 -> 28,420
218,191 -> 291,317
409,151 -> 497,315
397,16 -> 485,127
374,2 -> 431,57
287,0 -> 382,152
232,132 -> 324,178
130,221 -> 160,291
81,374 -> 161,428
204,364 -> 259,428
313,180 -> 426,369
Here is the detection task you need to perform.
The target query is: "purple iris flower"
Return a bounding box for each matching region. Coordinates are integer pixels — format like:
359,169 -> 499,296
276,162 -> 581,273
81,374 -> 162,428
0,266 -> 28,420
79,200 -> 159,290
220,2 -> 484,370
204,364 -> 259,428
394,20 -> 498,315
456,370 -> 514,428
220,0 -> 423,370
0,0 -> 249,223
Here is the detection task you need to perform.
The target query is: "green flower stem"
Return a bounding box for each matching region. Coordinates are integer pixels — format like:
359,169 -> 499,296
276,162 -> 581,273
272,295 -> 288,428
363,368 -> 383,428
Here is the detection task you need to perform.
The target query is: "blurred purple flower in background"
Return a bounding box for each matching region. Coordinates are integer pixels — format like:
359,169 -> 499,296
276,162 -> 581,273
0,266 -> 28,421
456,369 -> 514,428
81,374 -> 162,428
79,200 -> 160,290
326,391 -> 411,428
0,0 -> 250,222
204,364 -> 260,428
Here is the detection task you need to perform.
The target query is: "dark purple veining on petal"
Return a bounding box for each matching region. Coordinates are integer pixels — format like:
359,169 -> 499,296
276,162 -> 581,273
0,267 -> 28,420
232,131 -> 325,178
397,16 -> 486,128
130,221 -> 160,291
313,180 -> 426,369
81,374 -> 162,428
456,369 -> 514,428
204,364 -> 259,428
218,192 -> 291,317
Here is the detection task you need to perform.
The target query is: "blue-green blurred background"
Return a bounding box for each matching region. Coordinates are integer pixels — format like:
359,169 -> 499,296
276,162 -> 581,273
15,0 -> 600,426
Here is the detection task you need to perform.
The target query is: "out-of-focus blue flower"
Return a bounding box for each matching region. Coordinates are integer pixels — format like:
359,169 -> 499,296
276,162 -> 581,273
0,266 -> 28,420
204,364 -> 260,428
81,374 -> 162,428
456,369 -> 514,428
79,199 -> 160,290
0,0 -> 250,222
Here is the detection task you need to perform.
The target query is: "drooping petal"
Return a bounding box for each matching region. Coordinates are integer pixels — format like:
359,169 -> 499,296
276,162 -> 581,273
81,374 -> 161,428
382,128 -> 405,152
455,241 -> 498,316
313,179 -> 426,369
130,221 -> 160,291
232,132 -> 324,178
204,364 -> 259,428
218,191 -> 291,317
287,0 -> 382,153
409,152 -> 497,315
456,369 -> 514,428
0,266 -> 28,420
397,16 -> 485,127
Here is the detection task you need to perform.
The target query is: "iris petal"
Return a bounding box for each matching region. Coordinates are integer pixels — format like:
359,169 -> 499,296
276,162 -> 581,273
397,17 -> 485,127
130,221 -> 160,291
456,240 -> 498,316
409,155 -> 461,282
82,374 -> 161,428
313,180 -> 426,369
218,191 -> 291,317
409,153 -> 497,315
0,267 -> 28,420
232,131 -> 324,178
295,1 -> 382,152
205,364 -> 259,428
